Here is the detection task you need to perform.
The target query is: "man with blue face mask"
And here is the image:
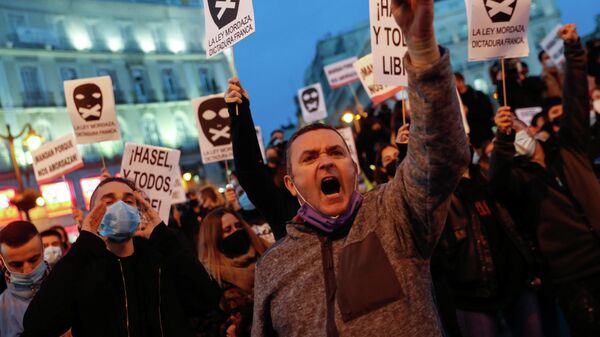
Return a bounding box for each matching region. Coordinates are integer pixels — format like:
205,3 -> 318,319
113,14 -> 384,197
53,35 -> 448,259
21,177 -> 221,337
0,221 -> 48,337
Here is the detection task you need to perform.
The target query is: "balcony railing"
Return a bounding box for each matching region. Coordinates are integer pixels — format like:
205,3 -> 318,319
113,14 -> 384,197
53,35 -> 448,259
20,91 -> 56,108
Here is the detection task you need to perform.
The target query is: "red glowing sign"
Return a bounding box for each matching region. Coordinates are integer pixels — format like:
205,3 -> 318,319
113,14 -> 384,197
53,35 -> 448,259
40,181 -> 75,218
0,188 -> 22,226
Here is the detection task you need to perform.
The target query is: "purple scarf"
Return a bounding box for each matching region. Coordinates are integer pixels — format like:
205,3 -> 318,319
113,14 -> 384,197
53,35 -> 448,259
297,191 -> 363,233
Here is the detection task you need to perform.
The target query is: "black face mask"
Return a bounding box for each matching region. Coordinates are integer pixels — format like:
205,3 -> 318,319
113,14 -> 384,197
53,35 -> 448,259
384,161 -> 398,178
218,230 -> 251,257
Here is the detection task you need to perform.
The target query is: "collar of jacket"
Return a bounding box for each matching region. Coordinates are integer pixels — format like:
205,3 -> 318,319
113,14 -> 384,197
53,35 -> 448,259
286,215 -> 353,241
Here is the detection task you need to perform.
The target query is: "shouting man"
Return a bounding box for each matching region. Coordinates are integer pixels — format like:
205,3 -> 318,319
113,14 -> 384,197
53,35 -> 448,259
225,0 -> 470,336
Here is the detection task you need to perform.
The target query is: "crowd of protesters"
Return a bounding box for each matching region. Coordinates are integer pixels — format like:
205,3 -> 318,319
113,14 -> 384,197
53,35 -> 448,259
2,1 -> 600,337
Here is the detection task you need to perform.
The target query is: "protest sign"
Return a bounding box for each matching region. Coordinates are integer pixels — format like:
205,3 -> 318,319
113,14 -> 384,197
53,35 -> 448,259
354,54 -> 403,106
64,76 -> 121,144
193,94 -> 234,164
337,127 -> 361,173
369,0 -> 409,86
31,134 -> 84,184
324,57 -> 360,89
120,143 -> 180,222
298,83 -> 328,124
467,0 -> 531,61
204,0 -> 256,58
540,24 -> 565,66
170,166 -> 187,205
515,106 -> 542,126
255,126 -> 266,162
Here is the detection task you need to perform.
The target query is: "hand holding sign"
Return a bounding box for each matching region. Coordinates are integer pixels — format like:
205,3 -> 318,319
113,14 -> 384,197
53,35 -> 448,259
558,24 -> 578,44
225,77 -> 249,104
495,106 -> 514,135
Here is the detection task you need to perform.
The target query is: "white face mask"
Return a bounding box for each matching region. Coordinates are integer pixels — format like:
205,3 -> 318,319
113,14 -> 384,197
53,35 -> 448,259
43,246 -> 63,266
593,99 -> 600,114
544,59 -> 554,68
514,130 -> 536,158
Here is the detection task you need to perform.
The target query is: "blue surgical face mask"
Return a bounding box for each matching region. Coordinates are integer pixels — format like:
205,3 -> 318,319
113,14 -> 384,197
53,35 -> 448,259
239,192 -> 256,211
6,259 -> 48,287
99,201 -> 141,242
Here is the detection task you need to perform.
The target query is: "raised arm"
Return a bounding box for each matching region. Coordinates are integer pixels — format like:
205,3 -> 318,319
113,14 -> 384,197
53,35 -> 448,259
386,0 -> 470,257
558,24 -> 590,153
226,78 -> 297,240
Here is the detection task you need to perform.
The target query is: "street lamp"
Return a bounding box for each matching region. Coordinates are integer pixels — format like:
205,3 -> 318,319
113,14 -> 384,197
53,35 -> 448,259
0,123 -> 43,192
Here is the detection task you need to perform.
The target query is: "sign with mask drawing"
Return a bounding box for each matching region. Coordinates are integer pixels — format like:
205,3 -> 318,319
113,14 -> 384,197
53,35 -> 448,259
298,83 -> 328,124
64,76 -> 121,144
466,0 -> 531,61
193,93 -> 234,164
204,0 -> 256,58
120,143 -> 181,222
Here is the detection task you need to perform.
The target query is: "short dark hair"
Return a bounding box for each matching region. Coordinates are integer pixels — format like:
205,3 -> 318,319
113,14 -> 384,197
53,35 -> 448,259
40,229 -> 62,242
454,72 -> 465,82
0,221 -> 39,251
531,112 -> 546,127
89,177 -> 136,209
285,123 -> 350,175
538,50 -> 547,63
270,129 -> 283,137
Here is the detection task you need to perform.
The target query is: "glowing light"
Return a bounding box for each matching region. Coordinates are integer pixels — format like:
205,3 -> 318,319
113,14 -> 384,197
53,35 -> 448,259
354,114 -> 361,121
24,132 -> 43,151
107,37 -> 123,52
369,165 -> 376,171
139,37 -> 156,53
218,187 -> 226,194
183,172 -> 192,182
36,197 -> 46,207
70,30 -> 92,51
168,39 -> 185,54
342,112 -> 355,124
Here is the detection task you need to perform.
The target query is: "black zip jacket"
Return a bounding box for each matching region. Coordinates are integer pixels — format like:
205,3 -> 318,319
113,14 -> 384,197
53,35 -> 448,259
489,39 -> 600,284
229,98 -> 298,240
432,166 -> 535,311
22,224 -> 221,337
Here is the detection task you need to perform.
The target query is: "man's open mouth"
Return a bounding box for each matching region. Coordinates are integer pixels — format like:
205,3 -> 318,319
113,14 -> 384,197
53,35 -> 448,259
321,177 -> 341,195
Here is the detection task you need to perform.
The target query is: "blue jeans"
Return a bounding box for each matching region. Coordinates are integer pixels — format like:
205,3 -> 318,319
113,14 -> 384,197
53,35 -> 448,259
456,290 -> 544,337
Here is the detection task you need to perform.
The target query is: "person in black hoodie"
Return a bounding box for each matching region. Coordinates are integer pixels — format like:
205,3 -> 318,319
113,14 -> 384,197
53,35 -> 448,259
455,72 -> 495,149
21,177 -> 221,337
489,25 -> 600,337
228,85 -> 298,241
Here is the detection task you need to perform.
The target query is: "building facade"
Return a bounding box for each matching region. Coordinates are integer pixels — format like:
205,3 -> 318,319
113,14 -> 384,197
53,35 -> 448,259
0,0 -> 233,228
303,0 -> 562,126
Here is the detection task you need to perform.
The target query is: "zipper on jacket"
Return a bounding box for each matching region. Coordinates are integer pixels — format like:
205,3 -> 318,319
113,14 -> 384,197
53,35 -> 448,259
158,267 -> 164,337
118,259 -> 131,337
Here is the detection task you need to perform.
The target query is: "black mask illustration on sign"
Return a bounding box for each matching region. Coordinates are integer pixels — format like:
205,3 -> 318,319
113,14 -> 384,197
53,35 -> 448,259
484,0 -> 517,23
198,97 -> 231,147
301,88 -> 320,113
208,0 -> 240,29
73,83 -> 103,122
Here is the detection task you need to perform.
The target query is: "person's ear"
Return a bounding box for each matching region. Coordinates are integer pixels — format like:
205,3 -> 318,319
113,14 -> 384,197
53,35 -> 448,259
283,175 -> 297,197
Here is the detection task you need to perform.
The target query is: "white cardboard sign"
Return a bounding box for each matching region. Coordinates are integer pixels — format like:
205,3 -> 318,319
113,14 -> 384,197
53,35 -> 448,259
324,57 -> 360,89
354,54 -> 403,106
337,127 -> 361,173
369,0 -> 408,86
298,83 -> 328,124
31,134 -> 84,184
64,76 -> 121,144
204,0 -> 256,58
120,143 -> 181,222
193,93 -> 234,164
540,24 -> 565,66
170,166 -> 187,205
515,106 -> 542,126
467,0 -> 531,61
